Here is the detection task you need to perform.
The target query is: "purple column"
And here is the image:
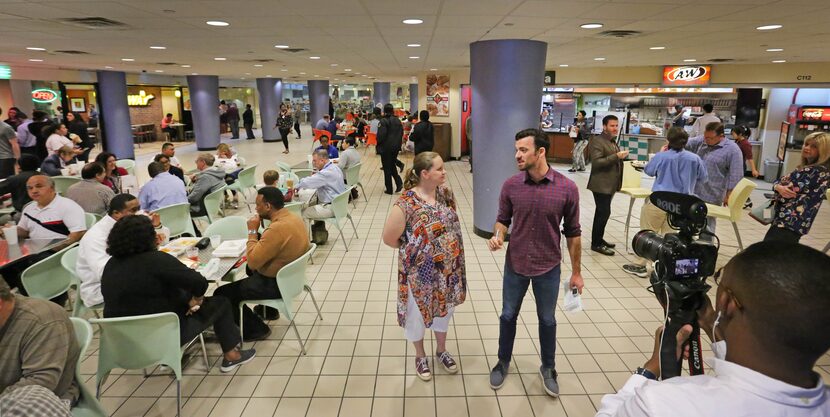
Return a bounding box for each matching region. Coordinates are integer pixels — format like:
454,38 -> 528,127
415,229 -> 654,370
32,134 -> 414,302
186,75 -> 220,150
471,39 -> 547,238
409,83 -> 418,113
373,82 -> 390,106
256,78 -> 283,142
308,80 -> 329,129
96,71 -> 134,159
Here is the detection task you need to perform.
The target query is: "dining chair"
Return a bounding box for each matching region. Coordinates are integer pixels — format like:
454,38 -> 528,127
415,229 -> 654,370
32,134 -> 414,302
70,318 -> 108,417
115,159 -> 135,176
705,178 -> 757,251
61,246 -> 103,318
345,162 -> 367,203
21,243 -> 78,302
227,164 -> 258,211
156,203 -> 197,238
53,176 -> 82,195
308,187 -> 358,252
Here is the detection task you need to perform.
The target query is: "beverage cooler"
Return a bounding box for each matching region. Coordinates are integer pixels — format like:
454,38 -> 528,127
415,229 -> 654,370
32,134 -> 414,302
786,105 -> 830,148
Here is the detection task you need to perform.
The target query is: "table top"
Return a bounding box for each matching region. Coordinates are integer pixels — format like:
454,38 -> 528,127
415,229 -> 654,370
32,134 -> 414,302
165,238 -> 243,282
0,238 -> 64,268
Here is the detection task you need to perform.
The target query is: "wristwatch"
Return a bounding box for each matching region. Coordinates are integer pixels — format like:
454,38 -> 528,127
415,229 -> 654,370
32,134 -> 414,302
247,229 -> 258,236
634,367 -> 658,380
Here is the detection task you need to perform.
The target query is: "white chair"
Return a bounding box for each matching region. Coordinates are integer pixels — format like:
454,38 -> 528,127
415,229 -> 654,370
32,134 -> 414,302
619,161 -> 652,252
275,161 -> 292,173
345,162 -> 367,204
53,176 -> 82,195
705,178 -> 757,251
115,159 -> 135,176
156,203 -> 197,238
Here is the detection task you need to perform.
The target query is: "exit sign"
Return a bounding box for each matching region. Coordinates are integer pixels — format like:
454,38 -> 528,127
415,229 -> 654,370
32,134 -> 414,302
0,65 -> 10,80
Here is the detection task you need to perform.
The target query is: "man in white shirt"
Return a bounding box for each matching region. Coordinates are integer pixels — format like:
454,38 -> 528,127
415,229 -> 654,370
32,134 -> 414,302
337,137 -> 361,172
297,149 -> 345,244
689,103 -> 720,137
596,241 -> 830,417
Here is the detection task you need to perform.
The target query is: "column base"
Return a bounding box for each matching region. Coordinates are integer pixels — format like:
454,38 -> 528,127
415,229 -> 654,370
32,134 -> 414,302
196,146 -> 218,151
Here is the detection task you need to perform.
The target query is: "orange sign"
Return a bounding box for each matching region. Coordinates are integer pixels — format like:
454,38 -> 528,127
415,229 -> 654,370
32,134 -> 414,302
662,65 -> 712,86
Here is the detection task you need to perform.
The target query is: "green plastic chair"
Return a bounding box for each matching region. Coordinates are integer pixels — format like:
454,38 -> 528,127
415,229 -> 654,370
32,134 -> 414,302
293,168 -> 313,180
53,176 -> 82,195
70,318 -> 108,417
275,161 -> 292,173
227,164 -> 258,211
84,213 -> 99,229
284,202 -> 303,218
156,203 -> 197,237
192,185 -> 226,227
345,162 -> 367,203
309,187 -> 359,252
115,159 -> 135,176
89,312 -> 210,417
21,243 -> 78,301
61,247 -> 103,318
239,243 -> 317,353
204,216 -> 247,282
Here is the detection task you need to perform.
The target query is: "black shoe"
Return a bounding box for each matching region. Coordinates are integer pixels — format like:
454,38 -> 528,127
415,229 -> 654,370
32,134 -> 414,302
257,306 -> 280,321
567,168 -> 576,172
220,349 -> 256,373
395,186 -> 402,193
577,168 -> 586,172
591,245 -> 615,256
244,328 -> 271,342
602,241 -> 616,249
384,190 -> 394,195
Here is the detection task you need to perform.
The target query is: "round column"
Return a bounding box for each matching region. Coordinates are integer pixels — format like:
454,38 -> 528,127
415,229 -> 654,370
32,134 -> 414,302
256,78 -> 283,142
308,80 -> 329,129
373,82 -> 390,107
186,75 -> 220,150
96,71 -> 134,159
409,83 -> 418,113
471,39 -> 547,238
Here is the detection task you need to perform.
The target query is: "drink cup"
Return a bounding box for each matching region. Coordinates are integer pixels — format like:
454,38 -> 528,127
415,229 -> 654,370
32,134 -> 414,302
209,235 -> 221,249
60,168 -> 70,176
186,246 -> 199,262
286,178 -> 294,189
4,226 -> 18,245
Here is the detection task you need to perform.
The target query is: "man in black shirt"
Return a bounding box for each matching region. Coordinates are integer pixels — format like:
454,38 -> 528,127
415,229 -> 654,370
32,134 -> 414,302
243,104 -> 255,139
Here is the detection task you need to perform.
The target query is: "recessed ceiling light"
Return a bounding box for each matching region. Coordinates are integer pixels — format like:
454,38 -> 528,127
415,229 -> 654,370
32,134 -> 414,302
105,66 -> 113,69
121,58 -> 134,62
241,77 -> 246,80
150,46 -> 166,50
409,56 -> 419,59
683,59 -> 697,62
274,44 -> 289,49
28,59 -> 43,62
280,69 -> 287,72
772,59 -> 787,63
594,57 -> 606,61
26,47 -> 45,51
756,24 -> 782,31
649,46 -> 666,50
181,64 -> 191,68
299,72 -> 306,75
214,57 -> 226,61
191,72 -> 199,75
361,74 -> 367,77
429,68 -> 438,71
266,75 -> 272,77
245,72 -> 251,75
402,18 -> 423,25
309,56 -> 320,60
154,69 -> 164,73
334,78 -> 339,81
580,23 -> 603,29
314,74 -> 319,77
254,64 -> 263,67
766,48 -> 784,52
344,69 -> 352,72
206,20 -> 229,26
330,63 -> 338,66
407,43 -> 421,47
559,64 -> 569,67
355,72 -> 361,74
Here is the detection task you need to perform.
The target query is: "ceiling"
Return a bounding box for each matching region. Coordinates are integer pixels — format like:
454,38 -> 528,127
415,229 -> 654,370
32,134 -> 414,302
1,0 -> 829,84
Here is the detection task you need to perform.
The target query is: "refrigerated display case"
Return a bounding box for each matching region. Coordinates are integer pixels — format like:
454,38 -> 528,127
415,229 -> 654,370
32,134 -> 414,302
785,105 -> 830,148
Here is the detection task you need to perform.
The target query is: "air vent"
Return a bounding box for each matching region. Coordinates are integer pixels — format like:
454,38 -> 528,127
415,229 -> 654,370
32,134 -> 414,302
282,48 -> 307,53
156,62 -> 178,66
58,17 -> 129,29
251,59 -> 275,63
708,58 -> 734,63
597,30 -> 642,38
54,50 -> 90,55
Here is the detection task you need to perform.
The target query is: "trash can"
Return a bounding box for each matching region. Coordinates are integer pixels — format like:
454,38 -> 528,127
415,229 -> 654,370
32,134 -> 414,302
764,159 -> 782,183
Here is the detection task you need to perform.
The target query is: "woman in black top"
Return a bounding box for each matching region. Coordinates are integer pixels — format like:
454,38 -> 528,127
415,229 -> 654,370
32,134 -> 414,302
101,215 -> 256,373
409,110 -> 434,155
66,112 -> 92,162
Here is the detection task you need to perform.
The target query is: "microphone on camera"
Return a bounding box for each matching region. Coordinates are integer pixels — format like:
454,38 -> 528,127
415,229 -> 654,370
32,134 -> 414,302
650,191 -> 708,224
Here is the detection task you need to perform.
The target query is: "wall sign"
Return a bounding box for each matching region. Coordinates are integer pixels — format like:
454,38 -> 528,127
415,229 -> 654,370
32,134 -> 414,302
0,65 -> 10,80
127,93 -> 155,106
425,74 -> 449,117
799,107 -> 830,122
662,65 -> 712,86
32,88 -> 58,103
544,71 -> 556,86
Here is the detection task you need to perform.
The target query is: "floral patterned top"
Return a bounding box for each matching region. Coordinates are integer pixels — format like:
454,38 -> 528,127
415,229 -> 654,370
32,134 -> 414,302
772,164 -> 829,235
394,186 -> 466,328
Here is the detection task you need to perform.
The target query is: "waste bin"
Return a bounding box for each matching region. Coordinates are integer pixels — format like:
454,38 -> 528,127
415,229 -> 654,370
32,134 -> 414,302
764,159 -> 782,183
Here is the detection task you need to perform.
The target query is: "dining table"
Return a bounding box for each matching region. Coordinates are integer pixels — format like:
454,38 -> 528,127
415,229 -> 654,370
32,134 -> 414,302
0,238 -> 64,269
162,237 -> 245,282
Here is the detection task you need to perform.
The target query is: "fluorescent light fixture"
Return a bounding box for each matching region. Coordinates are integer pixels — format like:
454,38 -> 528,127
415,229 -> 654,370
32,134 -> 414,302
409,56 -> 419,59
150,46 -> 166,50
756,24 -> 782,30
580,23 -> 603,29
245,72 -> 251,75
402,18 -> 423,25
26,47 -> 46,51
766,48 -> 783,52
407,43 -> 421,47
683,59 -> 696,62
28,59 -> 43,62
344,69 -> 352,72
192,72 -> 199,75
206,20 -> 229,26
274,44 -> 289,49
772,59 -> 787,63
429,68 -> 437,71
280,69 -> 287,71
559,64 -> 569,67
105,66 -> 114,69
594,57 -> 606,61
309,56 -> 320,60
299,72 -> 306,75
214,57 -> 226,61
121,58 -> 134,61
154,69 -> 164,73
254,64 -> 263,67
181,64 -> 191,68
330,63 -> 338,66
649,46 -> 666,50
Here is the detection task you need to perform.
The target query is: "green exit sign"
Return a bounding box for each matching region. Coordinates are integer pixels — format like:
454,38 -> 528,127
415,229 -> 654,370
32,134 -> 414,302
0,65 -> 10,79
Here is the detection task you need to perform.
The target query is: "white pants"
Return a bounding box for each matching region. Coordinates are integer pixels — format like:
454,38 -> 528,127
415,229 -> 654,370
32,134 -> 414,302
302,204 -> 333,220
404,287 -> 454,342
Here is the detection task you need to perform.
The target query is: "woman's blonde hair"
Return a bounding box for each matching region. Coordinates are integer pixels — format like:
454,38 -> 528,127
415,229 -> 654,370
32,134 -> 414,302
801,132 -> 830,169
403,151 -> 440,190
216,143 -> 231,157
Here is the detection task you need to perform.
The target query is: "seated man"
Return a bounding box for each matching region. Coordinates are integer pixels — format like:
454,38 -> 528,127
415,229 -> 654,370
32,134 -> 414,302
65,162 -> 116,216
297,149 -> 345,244
326,117 -> 345,142
40,146 -> 77,176
161,142 -> 182,169
315,114 -> 330,131
155,153 -> 184,183
187,153 -> 225,217
213,187 -> 309,339
315,136 -> 339,159
139,161 -> 187,212
337,137 -> 361,172
0,278 -> 81,404
161,113 -> 178,140
0,153 -> 39,214
0,385 -> 72,417
597,242 -> 830,416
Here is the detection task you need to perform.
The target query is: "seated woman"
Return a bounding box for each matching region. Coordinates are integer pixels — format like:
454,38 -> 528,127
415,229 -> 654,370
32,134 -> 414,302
94,152 -> 128,193
101,215 -> 256,373
214,143 -> 242,208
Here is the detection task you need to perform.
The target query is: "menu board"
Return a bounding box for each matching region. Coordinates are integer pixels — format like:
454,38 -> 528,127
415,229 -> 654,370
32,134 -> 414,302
426,74 -> 450,117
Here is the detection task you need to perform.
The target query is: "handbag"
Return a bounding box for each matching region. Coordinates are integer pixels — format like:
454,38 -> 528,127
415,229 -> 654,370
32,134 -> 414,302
749,199 -> 775,225
568,126 -> 578,138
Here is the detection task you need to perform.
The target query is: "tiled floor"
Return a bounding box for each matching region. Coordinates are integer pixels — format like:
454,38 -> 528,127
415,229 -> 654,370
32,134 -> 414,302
79,127 -> 830,416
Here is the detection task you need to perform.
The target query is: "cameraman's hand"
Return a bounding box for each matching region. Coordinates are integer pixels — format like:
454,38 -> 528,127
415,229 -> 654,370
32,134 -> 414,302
643,325 -> 694,378
569,272 -> 584,295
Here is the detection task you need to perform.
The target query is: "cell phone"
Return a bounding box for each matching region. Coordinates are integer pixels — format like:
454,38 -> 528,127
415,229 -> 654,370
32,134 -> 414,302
572,288 -> 578,296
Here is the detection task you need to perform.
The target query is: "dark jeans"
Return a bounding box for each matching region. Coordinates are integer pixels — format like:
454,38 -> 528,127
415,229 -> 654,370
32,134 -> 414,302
592,192 -> 613,247
162,126 -> 178,140
20,146 -> 38,157
293,121 -> 301,138
498,262 -> 560,369
213,273 -> 282,339
0,158 -> 15,179
180,296 -> 241,353
764,225 -> 801,243
77,148 -> 92,163
279,128 -> 290,151
380,152 -> 402,193
244,122 -> 255,139
229,119 -> 240,139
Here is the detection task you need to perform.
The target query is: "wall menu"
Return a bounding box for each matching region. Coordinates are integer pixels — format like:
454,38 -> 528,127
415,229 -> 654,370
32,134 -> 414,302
425,74 -> 450,117
662,65 -> 712,86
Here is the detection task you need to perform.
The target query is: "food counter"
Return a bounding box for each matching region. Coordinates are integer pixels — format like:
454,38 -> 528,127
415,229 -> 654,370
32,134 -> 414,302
543,130 -> 580,163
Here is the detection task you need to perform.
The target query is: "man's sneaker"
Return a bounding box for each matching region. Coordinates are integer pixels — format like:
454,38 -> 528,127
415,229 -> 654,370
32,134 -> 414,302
220,349 -> 256,373
622,263 -> 648,278
436,351 -> 458,374
489,360 -> 509,390
415,357 -> 431,381
539,366 -> 560,397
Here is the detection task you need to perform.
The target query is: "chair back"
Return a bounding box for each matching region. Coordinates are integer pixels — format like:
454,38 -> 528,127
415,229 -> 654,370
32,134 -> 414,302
330,187 -> 353,225
275,243 -> 316,314
115,159 -> 135,176
313,129 -> 331,142
21,243 -> 77,301
345,163 -> 362,188
84,213 -> 99,229
202,185 -> 227,223
156,203 -> 195,237
275,161 -> 292,173
293,168 -> 313,180
70,317 -> 108,417
366,132 -> 377,146
61,246 -> 78,275
284,202 -> 303,218
621,161 -> 642,189
53,176 -> 82,195
236,164 -> 257,189
726,178 -> 757,221
204,216 -> 247,240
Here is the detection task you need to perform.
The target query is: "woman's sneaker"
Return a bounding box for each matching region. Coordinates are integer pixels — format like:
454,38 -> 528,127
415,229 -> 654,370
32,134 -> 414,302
220,349 -> 256,373
415,357 -> 432,381
436,351 -> 458,374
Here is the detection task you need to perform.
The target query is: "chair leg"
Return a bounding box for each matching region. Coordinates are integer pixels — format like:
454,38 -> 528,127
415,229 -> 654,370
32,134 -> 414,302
176,379 -> 181,417
732,221 -> 743,251
359,183 -> 367,202
199,333 -> 210,372
290,319 -> 307,355
304,285 -> 323,321
239,304 -> 245,349
624,197 -> 635,253
348,214 -> 359,238
336,224 -> 348,252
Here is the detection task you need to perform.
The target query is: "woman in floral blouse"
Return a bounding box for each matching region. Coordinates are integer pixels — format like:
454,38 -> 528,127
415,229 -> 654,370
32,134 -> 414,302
382,151 -> 466,381
766,132 -> 830,243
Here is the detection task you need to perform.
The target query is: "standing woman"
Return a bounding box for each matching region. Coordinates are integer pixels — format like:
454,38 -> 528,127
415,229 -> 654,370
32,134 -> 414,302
66,112 -> 92,162
382,151 -> 466,381
275,103 -> 293,154
569,110 -> 589,172
292,103 -> 303,139
765,132 -> 830,243
731,125 -> 759,178
409,110 -> 434,155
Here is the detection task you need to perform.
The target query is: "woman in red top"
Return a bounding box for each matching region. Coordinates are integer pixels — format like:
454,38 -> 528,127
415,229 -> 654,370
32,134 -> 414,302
94,152 -> 128,193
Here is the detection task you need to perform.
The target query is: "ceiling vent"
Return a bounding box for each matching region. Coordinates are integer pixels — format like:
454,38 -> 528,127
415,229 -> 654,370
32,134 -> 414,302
54,50 -> 90,55
156,62 -> 178,66
597,30 -> 642,38
708,58 -> 735,63
282,48 -> 307,53
251,59 -> 275,63
58,17 -> 129,29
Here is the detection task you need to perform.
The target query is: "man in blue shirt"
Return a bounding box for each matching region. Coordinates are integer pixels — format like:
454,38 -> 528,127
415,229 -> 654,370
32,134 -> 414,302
623,127 -> 707,277
315,115 -> 330,131
138,161 -> 188,211
326,117 -> 345,142
297,149 -> 345,244
315,136 -> 339,159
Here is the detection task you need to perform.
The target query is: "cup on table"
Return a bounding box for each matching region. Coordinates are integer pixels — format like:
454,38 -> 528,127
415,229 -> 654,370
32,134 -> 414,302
209,235 -> 221,249
3,225 -> 17,245
286,178 -> 294,189
60,168 -> 70,176
185,246 -> 199,262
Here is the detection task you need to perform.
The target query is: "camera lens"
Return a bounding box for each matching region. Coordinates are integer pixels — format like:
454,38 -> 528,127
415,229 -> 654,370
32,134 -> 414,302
632,230 -> 664,262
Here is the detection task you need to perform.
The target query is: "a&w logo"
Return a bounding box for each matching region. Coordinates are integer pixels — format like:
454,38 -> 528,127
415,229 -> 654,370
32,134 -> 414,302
666,66 -> 708,82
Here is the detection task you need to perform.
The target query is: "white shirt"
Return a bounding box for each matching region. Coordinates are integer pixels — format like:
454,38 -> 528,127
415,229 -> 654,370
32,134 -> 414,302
45,134 -> 74,155
19,195 -> 86,240
214,155 -> 240,174
690,112 -> 721,137
76,215 -> 115,307
596,358 -> 830,417
169,156 -> 181,168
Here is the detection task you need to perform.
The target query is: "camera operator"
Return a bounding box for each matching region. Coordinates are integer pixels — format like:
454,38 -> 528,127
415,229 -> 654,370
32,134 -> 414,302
623,127 -> 708,278
597,241 -> 830,417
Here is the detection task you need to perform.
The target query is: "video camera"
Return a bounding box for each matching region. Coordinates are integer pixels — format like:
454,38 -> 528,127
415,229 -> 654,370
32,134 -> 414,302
632,192 -> 718,379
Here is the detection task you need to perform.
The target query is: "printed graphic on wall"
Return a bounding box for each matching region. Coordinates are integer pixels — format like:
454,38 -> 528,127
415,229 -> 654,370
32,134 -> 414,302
426,74 -> 450,117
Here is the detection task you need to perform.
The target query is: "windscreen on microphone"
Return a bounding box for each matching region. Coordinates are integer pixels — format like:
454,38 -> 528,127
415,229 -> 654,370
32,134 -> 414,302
649,191 -> 708,223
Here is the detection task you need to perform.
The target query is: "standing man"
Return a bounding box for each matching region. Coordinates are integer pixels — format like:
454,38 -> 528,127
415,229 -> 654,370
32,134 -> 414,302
377,103 -> 404,194
243,104 -> 255,140
16,113 -> 36,157
672,104 -> 686,128
686,122 -> 744,238
487,128 -> 584,397
227,103 -> 240,139
0,112 -> 21,179
587,114 -> 627,256
690,103 -> 720,137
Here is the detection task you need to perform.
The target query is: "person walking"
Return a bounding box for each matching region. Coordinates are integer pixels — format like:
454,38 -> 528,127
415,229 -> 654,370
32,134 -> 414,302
275,103 -> 292,154
568,110 -> 590,172
382,151 -> 466,381
487,128 -> 583,397
409,110 -> 434,155
292,103 -> 302,139
377,103 -> 403,194
587,114 -> 627,256
243,104 -> 255,140
227,103 -> 240,139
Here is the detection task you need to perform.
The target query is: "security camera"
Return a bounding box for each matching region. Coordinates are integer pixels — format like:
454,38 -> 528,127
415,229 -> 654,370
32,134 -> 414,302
141,69 -> 147,73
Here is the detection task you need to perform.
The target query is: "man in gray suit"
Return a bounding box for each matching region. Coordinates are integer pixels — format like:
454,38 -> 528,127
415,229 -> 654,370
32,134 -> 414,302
587,114 -> 628,256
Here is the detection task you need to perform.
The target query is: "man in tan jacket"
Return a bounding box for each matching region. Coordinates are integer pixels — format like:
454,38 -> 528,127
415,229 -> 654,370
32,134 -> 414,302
587,114 -> 628,256
213,187 -> 309,340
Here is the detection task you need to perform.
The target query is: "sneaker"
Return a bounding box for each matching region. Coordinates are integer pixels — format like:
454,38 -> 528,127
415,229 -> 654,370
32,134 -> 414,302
489,360 -> 509,390
436,351 -> 458,374
415,357 -> 432,381
539,366 -> 560,397
622,263 -> 648,278
220,349 -> 256,373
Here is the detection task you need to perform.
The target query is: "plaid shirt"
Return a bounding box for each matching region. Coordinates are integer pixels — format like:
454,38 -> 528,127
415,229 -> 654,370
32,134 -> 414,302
687,136 -> 744,205
0,385 -> 71,417
497,167 -> 581,277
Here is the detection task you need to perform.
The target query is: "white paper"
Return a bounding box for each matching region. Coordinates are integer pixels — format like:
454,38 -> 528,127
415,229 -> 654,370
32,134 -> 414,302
562,279 -> 583,313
